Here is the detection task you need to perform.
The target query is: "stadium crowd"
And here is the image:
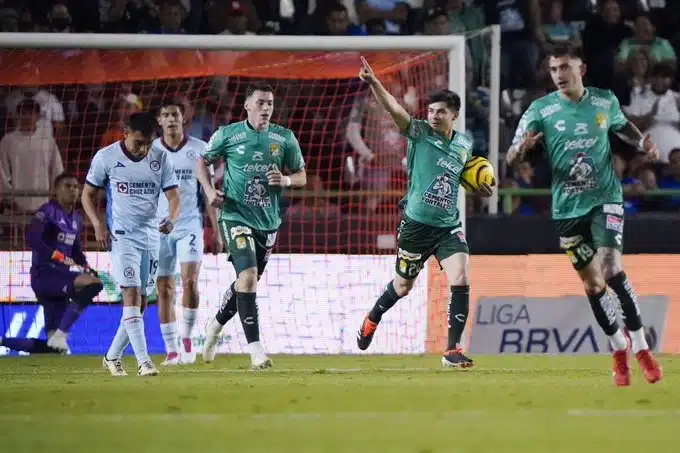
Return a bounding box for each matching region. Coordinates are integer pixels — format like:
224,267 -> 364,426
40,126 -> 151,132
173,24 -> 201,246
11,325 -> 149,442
0,0 -> 679,226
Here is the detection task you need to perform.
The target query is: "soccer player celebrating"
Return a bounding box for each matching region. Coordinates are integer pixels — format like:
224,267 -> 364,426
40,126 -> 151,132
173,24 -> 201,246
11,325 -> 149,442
197,82 -> 306,369
82,112 -> 180,377
507,45 -> 662,386
154,99 -> 221,366
355,57 -> 493,368
0,173 -> 103,354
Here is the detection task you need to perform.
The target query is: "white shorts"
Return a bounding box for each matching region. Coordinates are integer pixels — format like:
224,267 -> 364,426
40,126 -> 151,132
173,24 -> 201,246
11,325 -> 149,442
110,239 -> 159,296
157,229 -> 204,278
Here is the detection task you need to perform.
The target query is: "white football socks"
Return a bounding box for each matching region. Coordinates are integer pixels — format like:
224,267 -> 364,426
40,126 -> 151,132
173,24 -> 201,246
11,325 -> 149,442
122,306 -> 151,365
181,308 -> 198,339
106,323 -> 130,361
608,328 -> 629,351
629,328 -> 649,354
160,322 -> 179,355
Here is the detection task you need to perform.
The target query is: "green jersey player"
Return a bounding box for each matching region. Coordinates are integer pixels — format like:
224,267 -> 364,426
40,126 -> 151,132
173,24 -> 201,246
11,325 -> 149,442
355,57 -> 494,368
196,82 -> 306,369
507,45 -> 661,386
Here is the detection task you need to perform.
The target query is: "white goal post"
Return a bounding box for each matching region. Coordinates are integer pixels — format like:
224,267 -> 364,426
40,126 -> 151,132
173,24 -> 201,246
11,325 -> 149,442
0,27 -> 501,225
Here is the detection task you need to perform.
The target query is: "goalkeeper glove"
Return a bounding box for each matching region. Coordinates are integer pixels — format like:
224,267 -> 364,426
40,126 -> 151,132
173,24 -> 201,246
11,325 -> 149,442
51,251 -> 76,267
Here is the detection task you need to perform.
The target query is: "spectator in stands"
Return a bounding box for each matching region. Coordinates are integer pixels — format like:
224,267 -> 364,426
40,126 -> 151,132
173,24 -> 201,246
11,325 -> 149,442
482,0 -> 546,89
658,148 -> 680,210
355,0 -> 410,35
346,80 -> 407,212
100,93 -> 143,147
422,7 -> 472,91
624,63 -> 680,163
365,17 -> 387,34
615,13 -> 677,73
423,6 -> 447,34
319,2 -> 365,35
103,0 -> 158,33
285,173 -> 341,219
582,0 -> 632,88
214,0 -> 253,35
47,3 -> 73,33
4,86 -> 66,140
437,0 -> 486,85
0,100 -> 64,213
542,0 -> 581,49
147,0 -> 186,34
0,7 -> 19,32
502,160 -> 542,215
612,47 -> 652,106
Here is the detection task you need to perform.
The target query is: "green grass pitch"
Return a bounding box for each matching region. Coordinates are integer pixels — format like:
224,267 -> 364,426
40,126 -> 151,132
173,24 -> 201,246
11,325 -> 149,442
1,354 -> 678,453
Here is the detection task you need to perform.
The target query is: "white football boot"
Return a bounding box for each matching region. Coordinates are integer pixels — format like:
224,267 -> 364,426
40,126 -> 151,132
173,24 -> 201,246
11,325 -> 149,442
202,318 -> 223,363
137,360 -> 159,376
102,356 -> 127,376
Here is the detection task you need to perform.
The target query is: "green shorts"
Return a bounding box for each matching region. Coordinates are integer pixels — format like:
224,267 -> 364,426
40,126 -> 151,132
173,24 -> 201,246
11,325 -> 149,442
553,203 -> 624,270
218,220 -> 278,276
395,215 -> 469,280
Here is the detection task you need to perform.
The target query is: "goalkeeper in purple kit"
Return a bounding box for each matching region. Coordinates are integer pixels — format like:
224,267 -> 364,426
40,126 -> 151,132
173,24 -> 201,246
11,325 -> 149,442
0,174 -> 103,354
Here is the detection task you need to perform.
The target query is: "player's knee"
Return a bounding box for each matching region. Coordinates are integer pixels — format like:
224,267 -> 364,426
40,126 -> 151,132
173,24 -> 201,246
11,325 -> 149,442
74,282 -> 104,309
582,272 -> 606,295
599,249 -> 623,281
392,277 -> 415,297
237,268 -> 258,292
181,275 -> 199,295
156,277 -> 174,301
447,269 -> 469,287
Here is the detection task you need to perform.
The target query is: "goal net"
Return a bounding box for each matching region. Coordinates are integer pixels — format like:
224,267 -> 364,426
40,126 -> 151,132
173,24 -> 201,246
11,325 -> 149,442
0,30 -> 499,356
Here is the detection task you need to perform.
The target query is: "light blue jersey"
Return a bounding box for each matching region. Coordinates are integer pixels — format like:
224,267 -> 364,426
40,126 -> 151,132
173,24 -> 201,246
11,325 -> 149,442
85,140 -> 178,251
155,135 -> 208,233
154,135 -> 209,276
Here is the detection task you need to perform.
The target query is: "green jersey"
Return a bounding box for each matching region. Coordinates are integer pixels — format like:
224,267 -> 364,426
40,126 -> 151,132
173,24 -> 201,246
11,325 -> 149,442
402,118 -> 473,228
513,88 -> 627,220
201,121 -> 305,231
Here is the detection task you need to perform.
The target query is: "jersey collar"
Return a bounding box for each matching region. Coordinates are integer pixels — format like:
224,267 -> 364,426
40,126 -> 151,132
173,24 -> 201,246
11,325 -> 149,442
119,140 -> 145,162
161,135 -> 188,152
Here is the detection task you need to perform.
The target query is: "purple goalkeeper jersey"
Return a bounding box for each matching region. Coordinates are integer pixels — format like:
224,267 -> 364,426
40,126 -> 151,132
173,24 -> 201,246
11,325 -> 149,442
26,200 -> 87,273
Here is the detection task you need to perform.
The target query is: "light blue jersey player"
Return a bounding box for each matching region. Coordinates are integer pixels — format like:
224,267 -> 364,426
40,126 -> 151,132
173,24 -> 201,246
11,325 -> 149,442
82,112 -> 180,377
154,99 -> 221,366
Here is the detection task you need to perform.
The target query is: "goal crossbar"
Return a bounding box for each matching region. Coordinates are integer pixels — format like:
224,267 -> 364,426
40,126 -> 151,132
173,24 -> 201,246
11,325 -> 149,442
0,33 -> 465,51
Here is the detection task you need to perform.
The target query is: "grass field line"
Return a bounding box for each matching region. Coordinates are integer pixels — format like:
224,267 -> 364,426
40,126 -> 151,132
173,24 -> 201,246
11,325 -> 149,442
1,410 -> 679,423
0,366 -> 603,376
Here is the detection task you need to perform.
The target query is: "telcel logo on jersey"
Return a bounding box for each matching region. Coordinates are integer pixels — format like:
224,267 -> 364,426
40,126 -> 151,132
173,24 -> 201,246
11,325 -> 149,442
564,137 -> 598,151
436,157 -> 461,174
242,163 -> 270,173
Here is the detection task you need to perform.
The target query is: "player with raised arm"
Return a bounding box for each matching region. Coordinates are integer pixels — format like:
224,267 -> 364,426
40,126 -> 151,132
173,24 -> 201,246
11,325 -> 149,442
154,99 -> 222,366
196,82 -> 306,369
355,57 -> 493,368
82,112 -> 180,377
507,45 -> 662,386
0,174 -> 103,354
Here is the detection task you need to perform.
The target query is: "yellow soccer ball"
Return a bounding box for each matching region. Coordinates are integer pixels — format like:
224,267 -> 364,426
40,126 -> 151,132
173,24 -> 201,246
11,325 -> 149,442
460,156 -> 496,193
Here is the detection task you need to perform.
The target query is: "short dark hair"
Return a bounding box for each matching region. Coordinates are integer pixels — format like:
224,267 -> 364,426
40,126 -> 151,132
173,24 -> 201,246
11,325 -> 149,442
548,43 -> 583,61
326,1 -> 347,15
245,82 -> 275,99
125,112 -> 156,136
157,98 -> 185,116
426,89 -> 461,112
16,99 -> 40,115
54,172 -> 78,188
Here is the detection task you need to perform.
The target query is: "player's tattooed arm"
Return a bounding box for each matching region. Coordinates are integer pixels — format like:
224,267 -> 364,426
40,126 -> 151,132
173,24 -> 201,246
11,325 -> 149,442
614,120 -> 659,160
358,56 -> 410,133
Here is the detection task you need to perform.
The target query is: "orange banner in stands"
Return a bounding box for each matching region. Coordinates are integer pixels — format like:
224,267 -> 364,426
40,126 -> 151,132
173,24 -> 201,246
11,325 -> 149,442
426,254 -> 680,354
0,49 -> 438,85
